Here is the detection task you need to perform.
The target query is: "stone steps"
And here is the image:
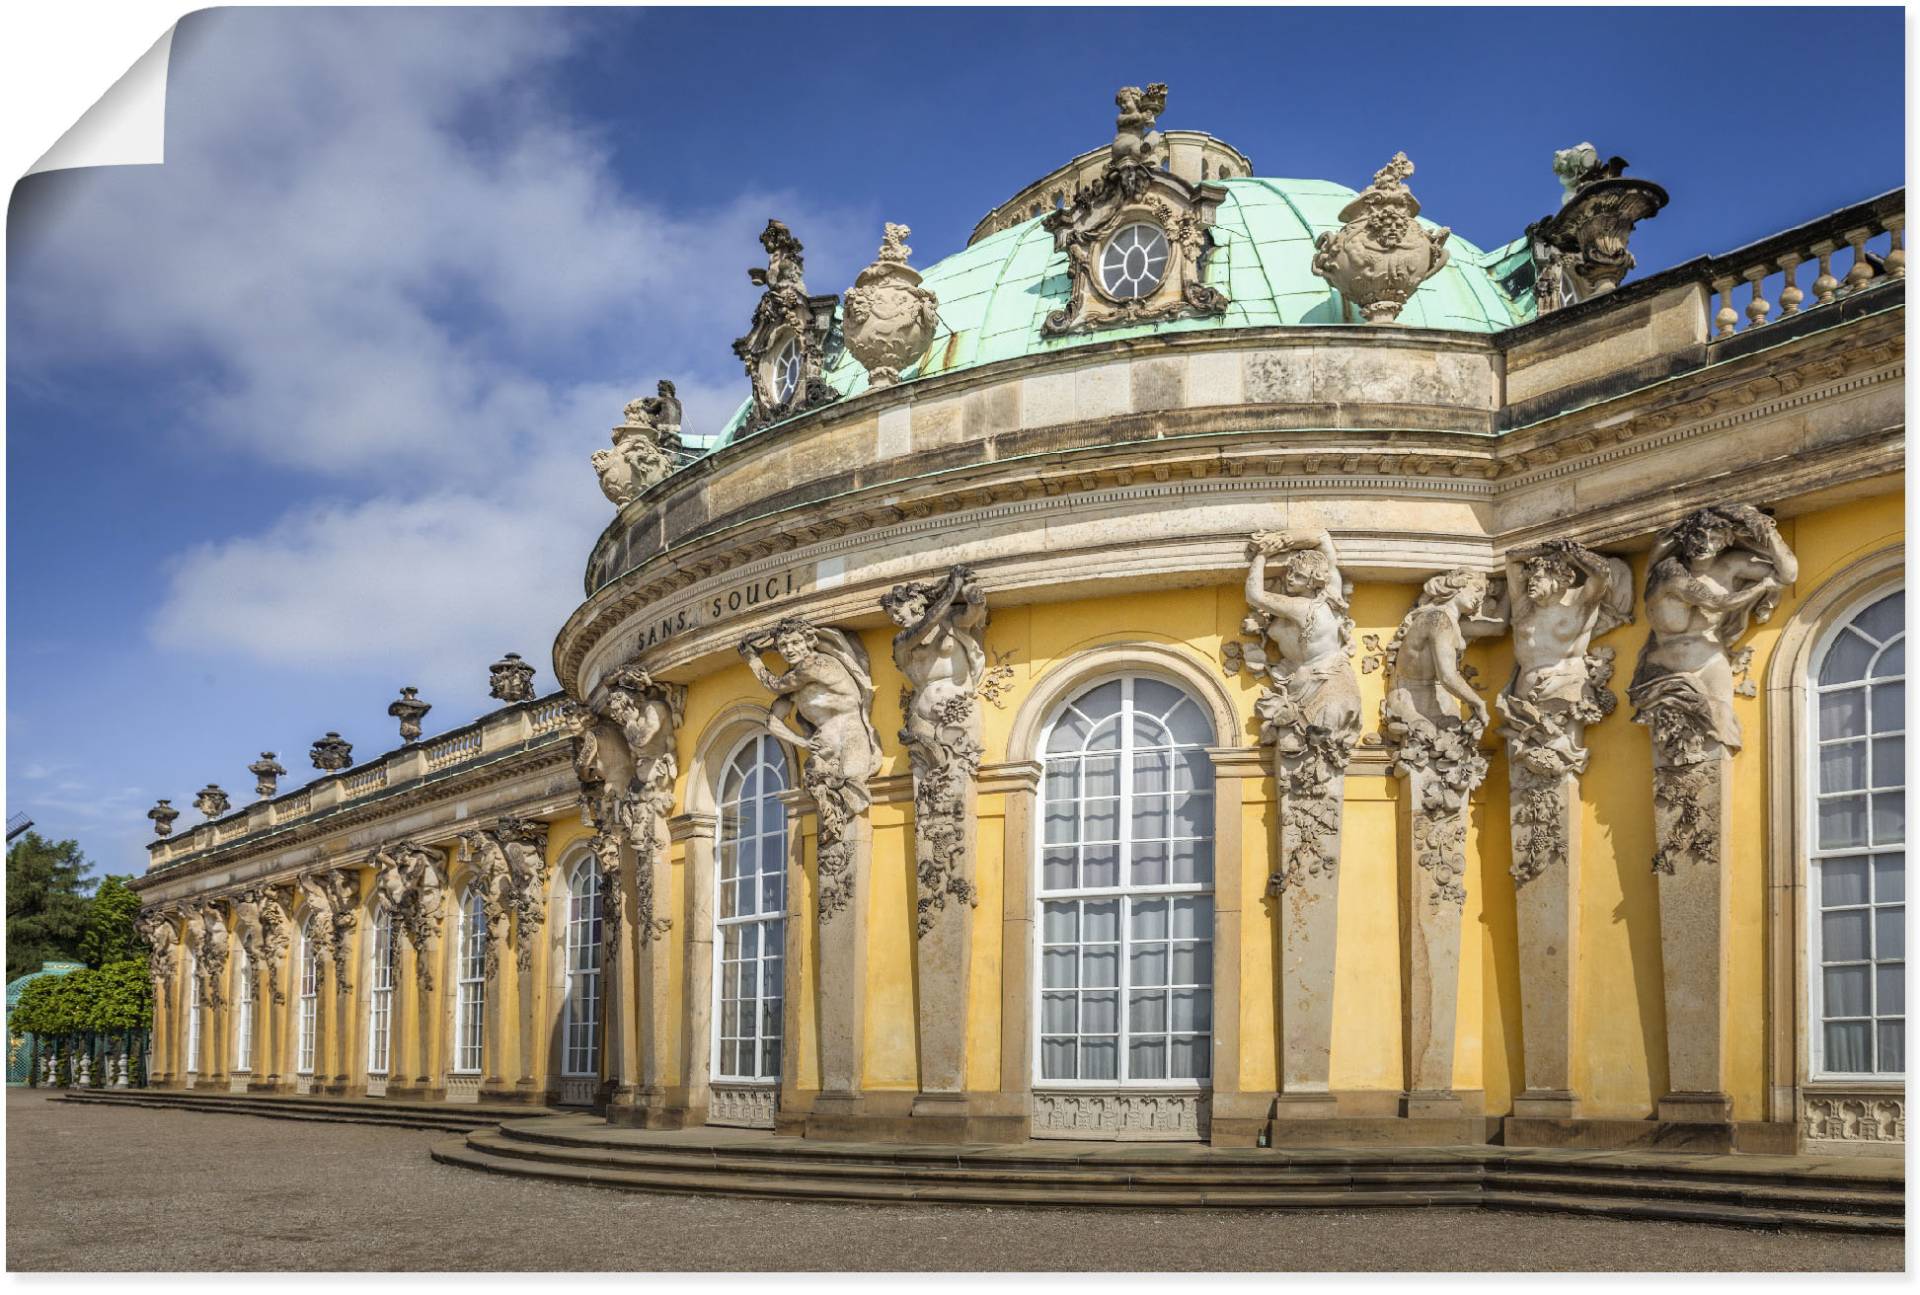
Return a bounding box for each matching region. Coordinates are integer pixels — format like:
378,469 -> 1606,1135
51,1087 -> 548,1133
429,1118 -> 1903,1234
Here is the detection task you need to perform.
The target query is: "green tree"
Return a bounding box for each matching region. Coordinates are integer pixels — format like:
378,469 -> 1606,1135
6,833 -> 92,981
79,874 -> 143,969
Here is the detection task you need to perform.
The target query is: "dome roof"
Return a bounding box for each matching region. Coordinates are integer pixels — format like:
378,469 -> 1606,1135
715,176 -> 1536,446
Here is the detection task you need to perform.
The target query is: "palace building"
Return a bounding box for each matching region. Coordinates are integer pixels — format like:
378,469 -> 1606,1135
128,86 -> 1906,1162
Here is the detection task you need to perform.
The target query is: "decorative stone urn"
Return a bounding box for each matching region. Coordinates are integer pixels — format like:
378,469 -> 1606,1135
1310,152 -> 1451,324
310,732 -> 353,771
147,799 -> 180,837
842,224 -> 940,388
488,652 -> 537,703
247,752 -> 286,800
193,784 -> 231,819
1534,143 -> 1668,300
388,686 -> 432,743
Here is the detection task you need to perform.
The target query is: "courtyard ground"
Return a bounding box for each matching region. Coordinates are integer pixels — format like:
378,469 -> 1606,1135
4,1089 -> 1903,1272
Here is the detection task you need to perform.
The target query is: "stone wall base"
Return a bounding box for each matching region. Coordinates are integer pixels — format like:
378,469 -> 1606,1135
1503,1116 -> 1795,1154
788,1091 -> 1029,1145
1265,1115 -> 1494,1147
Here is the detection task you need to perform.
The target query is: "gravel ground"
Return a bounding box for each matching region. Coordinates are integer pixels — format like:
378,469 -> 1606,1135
5,1089 -> 1904,1272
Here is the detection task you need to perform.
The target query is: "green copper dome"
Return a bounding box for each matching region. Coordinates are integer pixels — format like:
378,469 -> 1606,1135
715,176 -> 1536,447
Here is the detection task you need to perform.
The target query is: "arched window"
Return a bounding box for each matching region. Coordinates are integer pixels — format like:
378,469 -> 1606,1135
233,946 -> 254,1072
367,910 -> 395,1077
295,918 -> 318,1076
713,733 -> 789,1084
1037,675 -> 1217,1085
185,950 -> 202,1075
1810,586 -> 1905,1077
562,860 -> 602,1078
454,889 -> 486,1074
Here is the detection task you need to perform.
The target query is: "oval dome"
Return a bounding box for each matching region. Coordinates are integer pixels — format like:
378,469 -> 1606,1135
716,175 -> 1536,445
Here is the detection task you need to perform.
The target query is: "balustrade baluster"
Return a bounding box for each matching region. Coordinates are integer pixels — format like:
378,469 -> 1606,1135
1743,266 -> 1771,329
1885,216 -> 1905,279
1842,227 -> 1875,294
1712,276 -> 1739,337
1811,242 -> 1840,305
1776,253 -> 1803,315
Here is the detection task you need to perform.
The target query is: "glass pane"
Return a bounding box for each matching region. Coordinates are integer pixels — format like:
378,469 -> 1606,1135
1084,900 -> 1119,942
1173,793 -> 1211,839
1041,948 -> 1077,990
1872,792 -> 1905,846
1172,896 -> 1214,939
1875,905 -> 1904,961
738,796 -> 759,839
1042,991 -> 1076,1034
1042,902 -> 1078,943
1132,794 -> 1169,841
1826,1020 -> 1872,1072
1082,843 -> 1119,889
1824,964 -> 1870,1017
760,1039 -> 780,1077
1171,1035 -> 1210,1080
1820,797 -> 1868,850
1823,908 -> 1870,961
1043,803 -> 1075,844
1084,799 -> 1120,843
1820,689 -> 1866,740
1131,898 -> 1168,940
1129,991 -> 1168,1033
1130,843 -> 1168,887
1876,963 -> 1905,1016
1082,947 -> 1119,989
1041,1038 -> 1076,1080
1084,756 -> 1121,800
1171,838 -> 1212,886
1134,750 -> 1170,795
1172,941 -> 1213,986
1877,1020 -> 1905,1074
1133,678 -> 1181,719
759,872 -> 783,914
1854,591 -> 1905,643
1048,709 -> 1091,754
1164,699 -> 1215,748
1080,1038 -> 1117,1080
1130,944 -> 1169,987
1875,854 -> 1905,902
1081,991 -> 1119,1035
1128,1038 -> 1167,1080
1171,988 -> 1212,1032
1175,750 -> 1212,792
1074,681 -> 1123,723
1086,716 -> 1122,752
1821,630 -> 1876,684
1045,765 -> 1078,803
1871,682 -> 1905,734
1042,847 -> 1075,892
1820,741 -> 1867,793
1824,857 -> 1871,906
1872,736 -> 1905,790
1874,640 -> 1905,680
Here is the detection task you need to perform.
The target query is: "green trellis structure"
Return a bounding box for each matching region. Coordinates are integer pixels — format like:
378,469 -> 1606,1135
6,961 -> 150,1088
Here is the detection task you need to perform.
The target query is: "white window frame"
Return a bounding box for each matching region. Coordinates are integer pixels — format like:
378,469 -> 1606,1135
710,732 -> 789,1086
367,909 -> 395,1077
454,888 -> 486,1075
185,950 -> 202,1075
232,946 -> 254,1073
295,919 -> 318,1076
561,860 -> 602,1078
1806,583 -> 1906,1081
1032,671 -> 1217,1090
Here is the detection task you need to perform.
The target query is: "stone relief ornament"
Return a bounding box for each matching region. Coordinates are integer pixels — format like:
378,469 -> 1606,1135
1310,152 -> 1452,325
488,652 -> 538,704
147,799 -> 180,837
1629,505 -> 1797,873
459,817 -> 551,974
1228,529 -> 1363,891
842,223 -> 940,389
732,220 -> 841,438
135,907 -> 181,983
1498,541 -> 1633,885
882,566 -> 988,936
186,901 -> 231,1007
310,732 -> 353,772
1531,144 -> 1668,303
247,753 -> 286,801
598,666 -> 687,946
297,867 -> 360,989
1042,83 -> 1229,337
388,687 -> 431,744
1378,571 -> 1509,907
593,383 -> 681,508
373,839 -> 449,987
1804,1095 -> 1906,1144
258,884 -> 293,1003
193,784 -> 231,819
231,889 -> 265,974
739,616 -> 883,921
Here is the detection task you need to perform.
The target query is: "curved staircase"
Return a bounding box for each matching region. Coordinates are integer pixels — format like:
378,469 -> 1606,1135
433,1114 -> 1905,1234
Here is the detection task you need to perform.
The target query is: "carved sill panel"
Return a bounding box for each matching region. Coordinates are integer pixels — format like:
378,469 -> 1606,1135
708,1082 -> 777,1129
557,1077 -> 596,1107
364,1073 -> 388,1098
294,1074 -> 315,1095
1803,1092 -> 1905,1156
444,1074 -> 482,1104
1030,1089 -> 1210,1141
228,1073 -> 251,1094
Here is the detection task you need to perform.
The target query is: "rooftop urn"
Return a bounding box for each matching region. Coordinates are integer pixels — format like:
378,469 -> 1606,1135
842,223 -> 940,389
193,784 -> 231,819
1310,152 -> 1452,324
1534,143 -> 1668,299
388,686 -> 432,744
488,652 -> 537,703
147,799 -> 180,837
310,731 -> 354,772
247,752 -> 286,801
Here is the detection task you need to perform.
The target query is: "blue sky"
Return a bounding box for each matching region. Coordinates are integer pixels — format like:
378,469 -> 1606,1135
6,6 -> 1905,879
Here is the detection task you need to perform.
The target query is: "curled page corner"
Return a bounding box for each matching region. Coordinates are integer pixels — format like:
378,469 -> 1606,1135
26,24 -> 176,177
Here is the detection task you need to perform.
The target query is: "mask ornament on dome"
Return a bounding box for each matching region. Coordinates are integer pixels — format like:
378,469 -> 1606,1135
1310,152 -> 1453,325
593,382 -> 681,508
842,224 -> 940,390
731,219 -> 841,439
1041,83 -> 1229,337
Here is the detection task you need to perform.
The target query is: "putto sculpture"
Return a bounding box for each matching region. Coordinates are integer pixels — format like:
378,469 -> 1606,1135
147,799 -> 180,837
1531,142 -> 1668,305
488,652 -> 538,703
732,220 -> 840,437
593,382 -> 681,508
247,753 -> 286,801
1311,152 -> 1452,324
193,784 -> 231,819
310,732 -> 353,772
843,223 -> 940,389
388,687 -> 431,744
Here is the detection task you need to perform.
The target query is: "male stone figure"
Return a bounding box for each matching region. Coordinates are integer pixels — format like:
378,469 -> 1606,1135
1629,503 -> 1796,1122
258,884 -> 293,1003
191,902 -> 232,1008
600,667 -> 685,943
137,908 -> 180,984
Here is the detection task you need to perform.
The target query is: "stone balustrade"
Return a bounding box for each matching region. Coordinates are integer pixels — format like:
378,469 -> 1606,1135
1704,191 -> 1903,340
424,729 -> 484,771
341,765 -> 388,796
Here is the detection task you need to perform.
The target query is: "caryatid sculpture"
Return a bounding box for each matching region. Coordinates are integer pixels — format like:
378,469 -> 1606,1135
1231,527 -> 1362,1116
296,867 -> 360,990
740,614 -> 882,1109
372,840 -> 449,988
884,567 -> 989,1107
1629,504 -> 1795,1122
231,889 -> 266,981
136,907 -> 181,985
1377,569 -> 1508,1116
1497,539 -> 1632,1119
600,667 -> 687,944
257,884 -> 293,1003
189,902 -> 232,1008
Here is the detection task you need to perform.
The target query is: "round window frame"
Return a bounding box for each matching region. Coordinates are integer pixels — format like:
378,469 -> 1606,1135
763,332 -> 804,407
1094,220 -> 1172,304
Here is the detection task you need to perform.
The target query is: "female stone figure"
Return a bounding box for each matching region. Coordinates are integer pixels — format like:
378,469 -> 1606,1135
1244,528 -> 1364,769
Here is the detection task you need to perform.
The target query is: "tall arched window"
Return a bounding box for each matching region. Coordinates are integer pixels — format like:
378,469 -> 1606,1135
1810,586 -> 1905,1077
185,950 -> 202,1076
1037,675 -> 1216,1085
233,947 -> 254,1073
454,889 -> 486,1074
295,918 -> 318,1076
713,733 -> 789,1084
562,860 -> 602,1078
367,910 -> 395,1077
